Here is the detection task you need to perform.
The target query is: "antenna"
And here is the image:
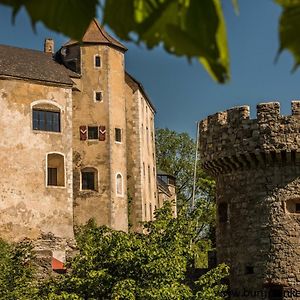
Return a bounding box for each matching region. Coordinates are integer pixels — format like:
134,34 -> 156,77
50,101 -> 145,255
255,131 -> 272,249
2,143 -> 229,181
191,121 -> 200,209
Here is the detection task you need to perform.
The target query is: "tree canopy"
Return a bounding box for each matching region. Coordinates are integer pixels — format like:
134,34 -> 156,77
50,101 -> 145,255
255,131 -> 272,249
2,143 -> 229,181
0,0 -> 299,83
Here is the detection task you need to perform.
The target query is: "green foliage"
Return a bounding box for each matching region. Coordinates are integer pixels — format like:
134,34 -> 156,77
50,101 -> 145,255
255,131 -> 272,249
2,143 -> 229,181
0,0 -> 98,40
0,239 -> 38,299
0,0 -> 230,83
40,203 -> 228,299
103,0 -> 229,83
276,0 -> 300,71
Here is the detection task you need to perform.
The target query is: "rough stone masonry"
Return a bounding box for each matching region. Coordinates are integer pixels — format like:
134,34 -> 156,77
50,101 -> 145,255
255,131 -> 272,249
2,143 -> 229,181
199,101 -> 300,300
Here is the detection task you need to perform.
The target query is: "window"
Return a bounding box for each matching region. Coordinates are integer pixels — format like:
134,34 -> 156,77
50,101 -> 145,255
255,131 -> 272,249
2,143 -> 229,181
115,128 -> 122,143
116,173 -> 123,196
286,198 -> 300,213
47,153 -> 65,187
94,55 -> 101,67
268,285 -> 283,300
81,168 -> 98,191
245,266 -> 254,274
33,109 -> 60,132
88,126 -> 98,140
94,91 -> 103,102
218,202 -> 228,223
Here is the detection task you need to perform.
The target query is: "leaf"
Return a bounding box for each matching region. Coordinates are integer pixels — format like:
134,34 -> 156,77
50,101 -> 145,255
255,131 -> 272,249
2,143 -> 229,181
232,0 -> 239,15
0,0 -> 98,40
103,0 -> 230,83
276,2 -> 300,71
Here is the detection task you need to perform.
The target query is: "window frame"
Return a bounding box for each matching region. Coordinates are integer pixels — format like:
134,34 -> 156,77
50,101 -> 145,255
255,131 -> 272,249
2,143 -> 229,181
32,109 -> 61,133
115,128 -> 122,143
88,126 -> 99,140
80,167 -> 99,192
94,55 -> 101,68
94,91 -> 103,102
116,173 -> 124,197
46,152 -> 66,188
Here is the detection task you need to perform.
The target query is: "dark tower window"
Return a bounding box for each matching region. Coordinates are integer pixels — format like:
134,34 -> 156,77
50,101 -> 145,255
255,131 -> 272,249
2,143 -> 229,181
218,202 -> 228,223
245,265 -> 254,274
268,285 -> 283,300
94,55 -> 101,67
94,91 -> 103,102
286,198 -> 300,214
47,168 -> 57,186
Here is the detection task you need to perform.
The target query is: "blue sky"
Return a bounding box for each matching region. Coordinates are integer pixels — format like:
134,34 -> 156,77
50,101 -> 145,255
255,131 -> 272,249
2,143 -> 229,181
1,1 -> 299,137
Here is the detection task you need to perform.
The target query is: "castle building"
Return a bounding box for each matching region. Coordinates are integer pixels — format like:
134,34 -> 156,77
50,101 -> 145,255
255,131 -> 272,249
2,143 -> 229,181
0,19 -> 176,248
199,102 -> 300,299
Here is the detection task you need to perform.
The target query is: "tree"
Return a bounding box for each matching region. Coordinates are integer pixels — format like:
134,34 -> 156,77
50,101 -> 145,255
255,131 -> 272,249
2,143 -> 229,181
39,202 -> 228,300
0,239 -> 38,299
155,128 -> 215,241
1,0 -> 299,84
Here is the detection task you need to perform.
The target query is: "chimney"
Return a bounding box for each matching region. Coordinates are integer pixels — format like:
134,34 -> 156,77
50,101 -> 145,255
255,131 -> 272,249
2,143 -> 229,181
44,38 -> 54,54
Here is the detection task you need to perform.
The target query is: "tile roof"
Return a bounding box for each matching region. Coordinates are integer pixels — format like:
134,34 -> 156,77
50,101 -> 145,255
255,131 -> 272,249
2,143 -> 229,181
64,19 -> 127,52
125,71 -> 156,113
0,44 -> 74,86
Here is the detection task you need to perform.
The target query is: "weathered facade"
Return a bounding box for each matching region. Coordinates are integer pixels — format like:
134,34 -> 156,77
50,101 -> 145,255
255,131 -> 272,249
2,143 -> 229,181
0,19 -> 176,261
199,102 -> 300,299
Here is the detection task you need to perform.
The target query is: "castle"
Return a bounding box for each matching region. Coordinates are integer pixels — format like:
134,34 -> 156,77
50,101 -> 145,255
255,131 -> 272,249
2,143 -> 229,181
199,102 -> 300,299
0,19 -> 176,265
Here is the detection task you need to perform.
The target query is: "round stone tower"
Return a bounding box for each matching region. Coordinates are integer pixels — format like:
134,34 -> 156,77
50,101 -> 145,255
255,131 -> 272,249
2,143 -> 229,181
199,101 -> 300,299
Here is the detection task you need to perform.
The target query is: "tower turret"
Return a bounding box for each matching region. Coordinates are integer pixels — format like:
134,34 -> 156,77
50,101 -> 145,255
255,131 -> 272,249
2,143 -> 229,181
199,101 -> 300,299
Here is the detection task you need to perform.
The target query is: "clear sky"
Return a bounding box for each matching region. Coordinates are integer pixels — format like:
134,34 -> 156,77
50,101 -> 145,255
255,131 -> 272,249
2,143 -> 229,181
1,1 -> 299,137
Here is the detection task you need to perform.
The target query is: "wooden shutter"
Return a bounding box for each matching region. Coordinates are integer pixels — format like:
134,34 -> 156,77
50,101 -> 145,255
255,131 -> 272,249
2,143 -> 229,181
80,125 -> 87,140
99,126 -> 106,141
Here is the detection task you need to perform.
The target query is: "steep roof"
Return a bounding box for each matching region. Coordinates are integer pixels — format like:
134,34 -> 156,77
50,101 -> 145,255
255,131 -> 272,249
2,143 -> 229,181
0,44 -> 73,86
125,72 -> 156,113
157,177 -> 172,197
64,19 -> 127,52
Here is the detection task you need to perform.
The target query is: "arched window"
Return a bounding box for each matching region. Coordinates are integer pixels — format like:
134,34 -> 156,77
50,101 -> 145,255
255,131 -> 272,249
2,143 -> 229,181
116,173 -> 123,196
47,153 -> 65,187
32,101 -> 61,132
81,167 -> 98,191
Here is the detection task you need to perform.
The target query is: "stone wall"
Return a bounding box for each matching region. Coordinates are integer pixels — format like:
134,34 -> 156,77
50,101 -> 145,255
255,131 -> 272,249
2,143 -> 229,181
199,101 -> 300,299
0,79 -> 73,241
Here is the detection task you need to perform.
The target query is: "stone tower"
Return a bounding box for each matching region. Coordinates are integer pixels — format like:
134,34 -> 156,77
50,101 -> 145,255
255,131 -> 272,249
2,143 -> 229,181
60,19 -> 128,232
199,102 -> 300,299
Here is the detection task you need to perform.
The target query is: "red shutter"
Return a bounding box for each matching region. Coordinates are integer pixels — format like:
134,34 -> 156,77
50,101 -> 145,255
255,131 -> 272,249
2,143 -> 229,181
99,126 -> 106,141
80,125 -> 87,140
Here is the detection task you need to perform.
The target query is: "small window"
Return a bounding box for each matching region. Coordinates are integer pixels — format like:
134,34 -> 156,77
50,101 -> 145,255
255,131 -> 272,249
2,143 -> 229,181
286,198 -> 300,214
88,126 -> 98,140
116,173 -> 123,196
47,153 -> 65,187
33,109 -> 60,132
82,172 -> 95,190
218,202 -> 228,223
245,266 -> 254,274
94,55 -> 101,68
115,128 -> 122,143
94,91 -> 103,102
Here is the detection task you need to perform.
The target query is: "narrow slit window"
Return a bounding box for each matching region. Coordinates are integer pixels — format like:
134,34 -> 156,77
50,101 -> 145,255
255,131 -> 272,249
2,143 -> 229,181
94,55 -> 101,68
218,202 -> 228,223
116,173 -> 123,196
115,128 -> 122,143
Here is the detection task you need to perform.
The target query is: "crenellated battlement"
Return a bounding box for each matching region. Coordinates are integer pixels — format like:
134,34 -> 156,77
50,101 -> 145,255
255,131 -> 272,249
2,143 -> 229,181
199,101 -> 300,175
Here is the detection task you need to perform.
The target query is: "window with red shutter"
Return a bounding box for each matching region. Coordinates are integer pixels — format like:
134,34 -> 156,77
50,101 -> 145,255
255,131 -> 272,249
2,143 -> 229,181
99,126 -> 106,141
